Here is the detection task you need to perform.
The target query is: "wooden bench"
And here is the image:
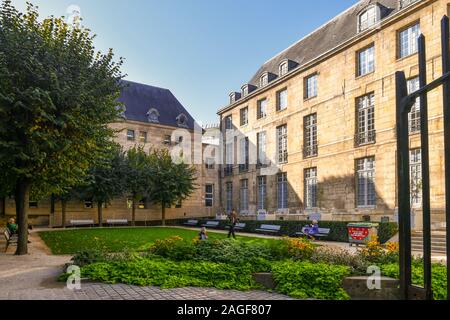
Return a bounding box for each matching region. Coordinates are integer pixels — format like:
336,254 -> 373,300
3,229 -> 18,252
69,220 -> 95,227
296,227 -> 331,238
201,221 -> 220,228
183,220 -> 199,226
106,219 -> 128,226
255,224 -> 282,234
225,223 -> 246,231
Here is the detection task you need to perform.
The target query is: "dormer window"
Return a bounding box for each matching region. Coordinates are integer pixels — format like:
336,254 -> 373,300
260,73 -> 269,87
229,92 -> 241,104
117,105 -> 126,119
399,0 -> 419,9
176,113 -> 189,128
242,86 -> 249,97
358,5 -> 380,32
241,84 -> 256,97
147,108 -> 160,123
279,61 -> 288,76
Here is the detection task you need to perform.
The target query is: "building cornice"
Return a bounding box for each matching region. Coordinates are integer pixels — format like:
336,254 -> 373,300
217,0 -> 434,116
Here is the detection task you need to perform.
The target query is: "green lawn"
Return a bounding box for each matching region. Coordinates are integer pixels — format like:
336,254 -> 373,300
39,227 -> 279,255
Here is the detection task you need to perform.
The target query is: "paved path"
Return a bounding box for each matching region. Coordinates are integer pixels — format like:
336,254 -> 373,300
0,230 -> 294,300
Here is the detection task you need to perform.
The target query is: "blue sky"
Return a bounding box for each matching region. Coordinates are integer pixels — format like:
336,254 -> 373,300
11,0 -> 357,124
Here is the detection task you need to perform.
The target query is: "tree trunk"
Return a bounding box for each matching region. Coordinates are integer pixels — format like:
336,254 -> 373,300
131,199 -> 136,226
98,201 -> 103,227
0,196 -> 5,217
14,179 -> 31,256
61,199 -> 67,228
161,202 -> 166,227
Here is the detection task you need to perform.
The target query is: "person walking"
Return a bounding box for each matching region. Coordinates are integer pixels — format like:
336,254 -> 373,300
227,209 -> 238,239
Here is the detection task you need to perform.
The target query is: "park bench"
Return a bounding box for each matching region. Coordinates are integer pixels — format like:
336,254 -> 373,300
295,227 -> 331,238
3,229 -> 18,252
225,223 -> 246,231
202,221 -> 220,228
183,220 -> 199,226
69,219 -> 95,227
255,224 -> 282,235
106,219 -> 128,226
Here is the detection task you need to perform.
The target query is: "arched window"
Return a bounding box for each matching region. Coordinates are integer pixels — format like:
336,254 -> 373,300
279,61 -> 288,76
176,113 -> 189,128
147,108 -> 160,123
260,73 -> 269,87
358,5 -> 379,32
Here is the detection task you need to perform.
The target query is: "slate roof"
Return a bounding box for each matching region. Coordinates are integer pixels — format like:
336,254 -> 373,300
247,0 -> 404,87
118,80 -> 197,130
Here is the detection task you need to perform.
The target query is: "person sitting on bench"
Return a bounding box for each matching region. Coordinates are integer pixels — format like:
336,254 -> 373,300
303,220 -> 319,240
6,218 -> 18,235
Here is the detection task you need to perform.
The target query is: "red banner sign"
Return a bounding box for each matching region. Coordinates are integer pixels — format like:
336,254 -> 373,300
348,227 -> 370,241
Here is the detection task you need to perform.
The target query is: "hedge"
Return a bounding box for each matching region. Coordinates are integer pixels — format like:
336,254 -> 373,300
167,218 -> 398,244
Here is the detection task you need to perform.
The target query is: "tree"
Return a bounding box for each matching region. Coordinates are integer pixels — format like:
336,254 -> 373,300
124,147 -> 152,226
0,1 -> 124,254
147,149 -> 197,226
79,146 -> 127,226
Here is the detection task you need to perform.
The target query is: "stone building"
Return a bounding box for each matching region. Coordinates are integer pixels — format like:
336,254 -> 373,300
1,81 -> 220,226
217,0 -> 448,230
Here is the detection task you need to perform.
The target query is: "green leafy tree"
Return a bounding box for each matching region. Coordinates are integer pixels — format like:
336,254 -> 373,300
147,149 -> 197,226
0,1 -> 124,254
124,146 -> 152,226
79,146 -> 127,226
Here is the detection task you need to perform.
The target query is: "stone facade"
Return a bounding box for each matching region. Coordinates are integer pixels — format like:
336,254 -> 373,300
3,108 -> 220,226
217,0 -> 448,229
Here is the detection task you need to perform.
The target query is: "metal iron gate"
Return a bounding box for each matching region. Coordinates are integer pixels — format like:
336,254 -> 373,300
396,15 -> 450,300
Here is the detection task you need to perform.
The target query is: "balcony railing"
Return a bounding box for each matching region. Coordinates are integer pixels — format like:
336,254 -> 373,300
303,144 -> 318,159
355,130 -> 376,146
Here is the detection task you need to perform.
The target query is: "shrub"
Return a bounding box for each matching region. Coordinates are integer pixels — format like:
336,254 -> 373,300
310,246 -> 369,275
79,256 -> 257,290
149,236 -> 196,261
381,263 -> 447,300
271,261 -> 351,300
71,248 -> 107,267
359,237 -> 399,265
283,237 -> 315,261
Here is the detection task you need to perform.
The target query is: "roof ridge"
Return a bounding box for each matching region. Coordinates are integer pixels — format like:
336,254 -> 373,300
260,0 -> 365,67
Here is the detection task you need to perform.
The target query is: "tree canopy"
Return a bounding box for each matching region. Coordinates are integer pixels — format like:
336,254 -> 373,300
0,0 -> 124,254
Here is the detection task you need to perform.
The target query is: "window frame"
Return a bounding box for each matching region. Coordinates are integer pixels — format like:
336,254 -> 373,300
257,176 -> 267,211
356,157 -> 376,208
303,113 -> 318,158
356,44 -> 375,77
240,107 -> 249,126
277,124 -> 288,164
127,129 -> 135,141
407,76 -> 421,134
205,184 -> 214,207
257,98 -> 267,119
304,168 -> 318,209
277,172 -> 288,210
304,73 -> 318,100
276,88 -> 288,111
355,93 -> 376,146
240,179 -> 249,213
397,22 -> 421,60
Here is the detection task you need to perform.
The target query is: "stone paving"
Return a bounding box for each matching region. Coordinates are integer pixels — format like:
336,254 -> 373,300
0,230 -> 295,300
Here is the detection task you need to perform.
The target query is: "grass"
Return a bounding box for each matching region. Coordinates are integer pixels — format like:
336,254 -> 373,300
39,227 -> 280,255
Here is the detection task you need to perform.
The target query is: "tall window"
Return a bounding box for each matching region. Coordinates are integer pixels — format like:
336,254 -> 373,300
257,131 -> 267,166
240,107 -> 248,126
410,149 -> 422,206
257,176 -> 267,211
277,88 -> 288,111
398,23 -> 420,58
304,74 -> 318,99
356,157 -> 376,207
356,93 -> 376,145
357,45 -> 375,76
304,114 -> 318,158
239,137 -> 249,172
277,125 -> 288,164
205,184 -> 214,207
277,173 -> 288,209
257,98 -> 267,119
224,115 -> 233,130
127,129 -> 135,141
408,77 -> 421,133
226,182 -> 233,212
279,61 -> 288,76
225,142 -> 233,176
304,168 -> 318,209
358,6 -> 378,32
240,179 -> 249,213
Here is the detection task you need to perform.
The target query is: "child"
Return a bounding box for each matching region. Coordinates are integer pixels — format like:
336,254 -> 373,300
198,227 -> 208,241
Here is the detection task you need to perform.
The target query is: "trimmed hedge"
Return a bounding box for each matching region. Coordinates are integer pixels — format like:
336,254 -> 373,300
169,218 -> 398,244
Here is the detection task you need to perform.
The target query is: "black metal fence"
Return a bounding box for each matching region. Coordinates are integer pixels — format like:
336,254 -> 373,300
396,16 -> 450,300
